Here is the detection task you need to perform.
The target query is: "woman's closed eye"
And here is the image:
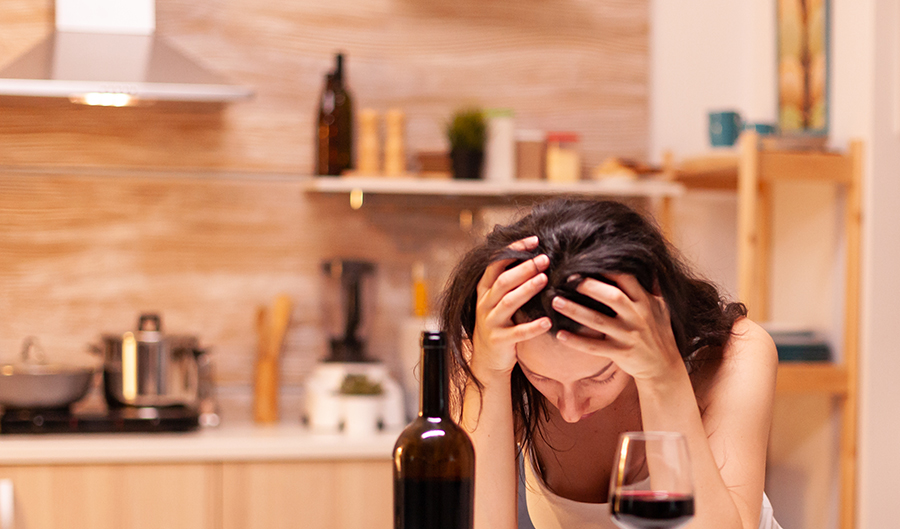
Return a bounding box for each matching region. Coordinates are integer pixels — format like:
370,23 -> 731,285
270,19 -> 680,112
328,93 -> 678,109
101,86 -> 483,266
585,370 -> 617,385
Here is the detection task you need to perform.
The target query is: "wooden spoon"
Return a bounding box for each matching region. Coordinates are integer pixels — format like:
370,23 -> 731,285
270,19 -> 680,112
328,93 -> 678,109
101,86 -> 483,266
268,294 -> 292,360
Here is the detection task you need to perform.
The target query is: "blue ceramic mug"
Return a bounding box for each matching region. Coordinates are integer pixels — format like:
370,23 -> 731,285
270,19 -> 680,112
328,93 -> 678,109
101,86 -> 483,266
708,111 -> 742,147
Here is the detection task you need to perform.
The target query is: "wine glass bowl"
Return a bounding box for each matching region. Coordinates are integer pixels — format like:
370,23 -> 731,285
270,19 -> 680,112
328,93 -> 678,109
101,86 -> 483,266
609,431 -> 695,529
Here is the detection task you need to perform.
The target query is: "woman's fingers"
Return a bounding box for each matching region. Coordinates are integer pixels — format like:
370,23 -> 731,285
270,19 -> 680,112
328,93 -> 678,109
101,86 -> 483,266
599,273 -> 647,303
509,235 -> 539,252
476,236 -> 540,296
504,316 -> 552,342
489,269 -> 548,323
478,254 -> 549,313
551,295 -> 623,340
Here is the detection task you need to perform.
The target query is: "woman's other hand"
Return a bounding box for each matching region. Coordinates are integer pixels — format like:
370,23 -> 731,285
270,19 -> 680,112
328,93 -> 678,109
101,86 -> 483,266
471,236 -> 552,380
551,273 -> 683,383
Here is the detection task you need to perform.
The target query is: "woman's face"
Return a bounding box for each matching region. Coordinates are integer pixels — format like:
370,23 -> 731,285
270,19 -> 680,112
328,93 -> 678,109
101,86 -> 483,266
516,330 -> 633,423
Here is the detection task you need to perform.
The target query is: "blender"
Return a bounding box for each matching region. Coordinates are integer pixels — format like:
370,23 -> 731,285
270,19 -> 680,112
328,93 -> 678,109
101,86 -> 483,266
304,259 -> 405,432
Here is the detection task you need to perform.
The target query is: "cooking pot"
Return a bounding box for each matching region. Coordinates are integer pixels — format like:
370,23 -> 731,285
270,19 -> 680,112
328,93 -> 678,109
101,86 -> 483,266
97,313 -> 206,408
0,337 -> 95,410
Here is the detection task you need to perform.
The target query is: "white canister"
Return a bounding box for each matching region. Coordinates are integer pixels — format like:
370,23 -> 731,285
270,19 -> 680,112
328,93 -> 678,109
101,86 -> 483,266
484,109 -> 516,183
341,395 -> 383,436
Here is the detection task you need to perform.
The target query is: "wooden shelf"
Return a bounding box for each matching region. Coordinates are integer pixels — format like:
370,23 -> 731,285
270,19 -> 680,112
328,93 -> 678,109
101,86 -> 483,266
776,363 -> 849,396
307,176 -> 684,199
669,144 -> 855,191
671,131 -> 863,529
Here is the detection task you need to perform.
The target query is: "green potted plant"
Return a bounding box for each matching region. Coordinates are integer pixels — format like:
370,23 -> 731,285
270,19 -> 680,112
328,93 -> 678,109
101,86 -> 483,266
446,108 -> 486,180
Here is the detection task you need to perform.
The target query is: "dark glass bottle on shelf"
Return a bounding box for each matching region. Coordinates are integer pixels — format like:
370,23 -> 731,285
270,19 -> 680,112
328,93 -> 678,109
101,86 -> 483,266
316,53 -> 354,176
393,331 -> 475,529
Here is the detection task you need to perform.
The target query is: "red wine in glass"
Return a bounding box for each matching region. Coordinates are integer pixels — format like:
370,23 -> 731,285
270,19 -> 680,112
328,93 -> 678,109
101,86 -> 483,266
609,432 -> 695,529
610,490 -> 695,529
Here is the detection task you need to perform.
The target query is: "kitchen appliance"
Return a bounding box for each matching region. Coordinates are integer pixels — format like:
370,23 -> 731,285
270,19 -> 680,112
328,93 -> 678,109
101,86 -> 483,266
304,259 -> 405,432
0,329 -> 208,435
0,0 -> 253,105
97,313 -> 209,409
0,406 -> 200,435
0,337 -> 95,410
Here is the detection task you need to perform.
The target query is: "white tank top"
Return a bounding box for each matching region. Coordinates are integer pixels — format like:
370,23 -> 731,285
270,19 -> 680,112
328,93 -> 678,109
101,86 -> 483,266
522,453 -> 783,529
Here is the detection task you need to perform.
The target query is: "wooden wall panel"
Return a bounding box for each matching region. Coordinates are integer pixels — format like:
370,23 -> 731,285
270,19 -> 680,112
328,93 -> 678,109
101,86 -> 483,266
0,170 -> 473,393
0,0 -> 648,173
0,0 -> 649,418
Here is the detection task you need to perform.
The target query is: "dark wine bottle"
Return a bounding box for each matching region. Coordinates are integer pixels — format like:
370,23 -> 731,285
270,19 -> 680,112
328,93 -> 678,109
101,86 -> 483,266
393,331 -> 475,529
316,52 -> 354,176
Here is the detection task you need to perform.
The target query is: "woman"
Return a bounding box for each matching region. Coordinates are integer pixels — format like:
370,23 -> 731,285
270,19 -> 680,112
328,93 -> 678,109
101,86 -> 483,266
439,198 -> 781,529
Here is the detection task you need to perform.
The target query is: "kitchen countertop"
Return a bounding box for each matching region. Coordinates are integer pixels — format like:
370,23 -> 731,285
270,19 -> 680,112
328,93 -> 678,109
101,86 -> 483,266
0,422 -> 400,465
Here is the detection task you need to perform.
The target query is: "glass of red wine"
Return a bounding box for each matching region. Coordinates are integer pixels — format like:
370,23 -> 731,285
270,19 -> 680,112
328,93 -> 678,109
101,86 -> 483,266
609,431 -> 695,529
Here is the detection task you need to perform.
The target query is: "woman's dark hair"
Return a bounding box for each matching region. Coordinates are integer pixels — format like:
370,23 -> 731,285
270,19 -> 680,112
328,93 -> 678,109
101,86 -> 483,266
438,198 -> 746,450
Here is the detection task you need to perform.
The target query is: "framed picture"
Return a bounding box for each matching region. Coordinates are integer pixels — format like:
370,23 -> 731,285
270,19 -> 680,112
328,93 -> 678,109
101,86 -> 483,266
777,0 -> 829,136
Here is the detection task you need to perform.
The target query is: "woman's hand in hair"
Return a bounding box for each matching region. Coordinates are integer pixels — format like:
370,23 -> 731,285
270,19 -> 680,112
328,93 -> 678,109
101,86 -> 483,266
471,236 -> 553,381
551,273 -> 684,383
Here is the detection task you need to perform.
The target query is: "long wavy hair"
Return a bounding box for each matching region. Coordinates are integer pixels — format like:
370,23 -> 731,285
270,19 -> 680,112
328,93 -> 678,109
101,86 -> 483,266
438,198 -> 746,451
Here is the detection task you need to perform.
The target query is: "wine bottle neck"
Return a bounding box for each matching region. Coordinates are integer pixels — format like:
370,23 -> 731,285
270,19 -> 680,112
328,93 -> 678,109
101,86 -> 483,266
333,54 -> 344,83
420,345 -> 449,418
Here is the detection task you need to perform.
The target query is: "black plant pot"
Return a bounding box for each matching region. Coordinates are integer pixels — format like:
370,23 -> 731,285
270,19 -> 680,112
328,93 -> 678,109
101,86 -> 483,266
451,148 -> 484,180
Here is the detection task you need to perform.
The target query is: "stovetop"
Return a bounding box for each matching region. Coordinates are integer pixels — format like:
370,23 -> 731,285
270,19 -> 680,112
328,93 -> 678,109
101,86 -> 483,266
0,406 -> 200,434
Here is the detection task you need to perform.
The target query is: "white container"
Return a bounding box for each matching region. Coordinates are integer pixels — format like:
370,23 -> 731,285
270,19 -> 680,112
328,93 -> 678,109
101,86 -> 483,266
484,109 -> 516,183
304,361 -> 405,433
341,395 -> 383,436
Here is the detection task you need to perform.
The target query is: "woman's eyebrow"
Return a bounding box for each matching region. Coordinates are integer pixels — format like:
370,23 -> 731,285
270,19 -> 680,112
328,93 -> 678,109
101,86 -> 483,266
582,361 -> 615,380
517,360 -> 614,381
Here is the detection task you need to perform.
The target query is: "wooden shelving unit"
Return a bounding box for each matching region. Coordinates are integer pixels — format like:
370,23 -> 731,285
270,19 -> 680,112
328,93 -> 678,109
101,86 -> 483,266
669,131 -> 863,529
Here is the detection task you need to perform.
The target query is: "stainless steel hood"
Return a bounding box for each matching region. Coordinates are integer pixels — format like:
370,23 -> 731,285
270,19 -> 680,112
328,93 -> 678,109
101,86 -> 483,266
0,0 -> 253,106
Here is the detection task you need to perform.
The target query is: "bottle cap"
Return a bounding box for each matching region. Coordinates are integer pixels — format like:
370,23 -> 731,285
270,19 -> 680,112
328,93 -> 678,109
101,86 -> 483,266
421,330 -> 445,348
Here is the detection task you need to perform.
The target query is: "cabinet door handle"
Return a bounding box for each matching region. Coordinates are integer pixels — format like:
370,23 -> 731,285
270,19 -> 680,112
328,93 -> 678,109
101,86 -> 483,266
0,479 -> 13,529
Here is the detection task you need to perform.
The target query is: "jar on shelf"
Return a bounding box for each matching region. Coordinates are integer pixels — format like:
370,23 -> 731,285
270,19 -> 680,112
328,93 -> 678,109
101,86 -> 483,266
545,132 -> 581,182
484,108 -> 516,183
515,129 -> 546,180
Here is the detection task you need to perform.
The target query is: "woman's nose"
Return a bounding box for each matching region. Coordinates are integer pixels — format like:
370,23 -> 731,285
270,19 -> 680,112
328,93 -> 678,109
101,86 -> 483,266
557,389 -> 588,423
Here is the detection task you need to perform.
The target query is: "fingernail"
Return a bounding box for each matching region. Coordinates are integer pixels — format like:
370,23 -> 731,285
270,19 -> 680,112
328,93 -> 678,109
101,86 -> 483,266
552,297 -> 567,309
525,235 -> 539,246
535,254 -> 550,267
557,330 -> 568,341
540,319 -> 552,329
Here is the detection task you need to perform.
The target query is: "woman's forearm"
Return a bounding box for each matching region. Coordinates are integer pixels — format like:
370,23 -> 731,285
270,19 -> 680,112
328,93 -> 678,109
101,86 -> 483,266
634,367 -> 745,529
461,372 -> 519,529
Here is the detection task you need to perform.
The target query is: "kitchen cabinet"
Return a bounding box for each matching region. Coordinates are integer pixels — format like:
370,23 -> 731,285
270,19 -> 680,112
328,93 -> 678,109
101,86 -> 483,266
0,459 -> 392,529
669,131 -> 863,529
221,460 -> 392,529
0,463 -> 217,529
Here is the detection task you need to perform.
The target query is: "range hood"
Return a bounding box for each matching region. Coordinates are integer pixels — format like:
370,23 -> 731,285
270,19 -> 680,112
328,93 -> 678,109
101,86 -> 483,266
0,0 -> 253,106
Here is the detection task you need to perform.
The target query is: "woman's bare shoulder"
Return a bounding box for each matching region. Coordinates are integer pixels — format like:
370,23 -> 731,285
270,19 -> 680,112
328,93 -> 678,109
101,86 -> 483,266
724,317 -> 779,374
695,317 -> 778,410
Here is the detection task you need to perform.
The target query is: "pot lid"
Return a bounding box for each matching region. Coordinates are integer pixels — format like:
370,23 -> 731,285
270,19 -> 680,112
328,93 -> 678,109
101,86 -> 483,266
1,337 -> 95,376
